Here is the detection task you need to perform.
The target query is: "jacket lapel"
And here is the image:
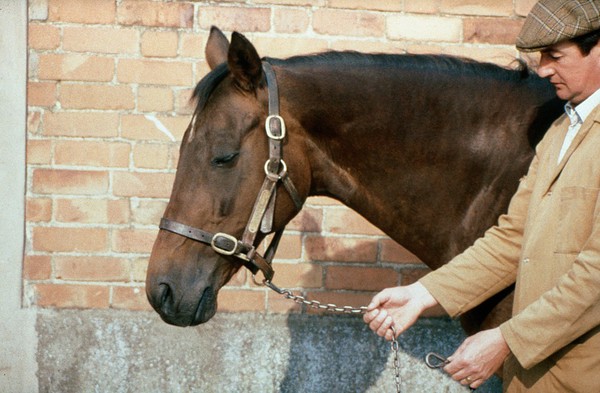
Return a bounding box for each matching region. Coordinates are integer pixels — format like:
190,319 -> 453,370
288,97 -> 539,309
542,105 -> 600,193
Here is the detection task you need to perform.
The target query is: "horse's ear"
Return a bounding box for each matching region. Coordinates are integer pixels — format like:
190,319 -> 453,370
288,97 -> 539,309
205,26 -> 229,69
228,32 -> 263,92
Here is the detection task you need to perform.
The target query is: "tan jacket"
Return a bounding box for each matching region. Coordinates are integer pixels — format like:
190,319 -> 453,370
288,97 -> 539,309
420,105 -> 600,392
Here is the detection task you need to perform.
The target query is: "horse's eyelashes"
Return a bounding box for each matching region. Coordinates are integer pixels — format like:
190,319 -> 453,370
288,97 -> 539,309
211,152 -> 240,167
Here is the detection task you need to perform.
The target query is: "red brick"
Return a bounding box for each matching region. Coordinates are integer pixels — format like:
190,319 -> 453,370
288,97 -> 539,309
121,114 -> 188,141
48,0 -> 116,24
138,86 -> 174,112
324,208 -> 383,236
130,199 -> 168,226
23,255 -> 52,280
112,286 -> 152,311
516,0 -> 537,16
133,143 -> 170,169
305,236 -> 378,263
117,59 -> 192,86
112,228 -> 158,254
28,81 -> 57,107
253,0 -> 319,5
217,289 -> 265,312
63,27 -> 139,54
440,0 -> 513,16
55,256 -> 130,282
274,8 -> 310,34
118,1 -> 193,28
54,140 -> 131,168
60,84 -> 135,110
28,111 -> 42,135
38,54 -> 114,82
55,198 -> 129,224
325,266 -> 398,291
270,234 -> 302,260
26,197 -> 52,222
380,239 -> 421,264
180,33 -> 205,58
313,9 -> 385,37
141,30 -> 179,58
270,262 -> 322,288
286,207 -> 322,232
32,227 -> 109,253
32,169 -> 109,195
34,283 -> 110,309
199,7 -> 271,32
267,290 -> 302,314
400,266 -> 431,286
131,258 -> 149,282
404,0 -> 439,13
26,139 -> 52,165
112,171 -> 175,198
28,24 -> 60,50
42,112 -> 119,138
328,0 -> 403,11
175,88 -> 194,115
464,18 -> 523,45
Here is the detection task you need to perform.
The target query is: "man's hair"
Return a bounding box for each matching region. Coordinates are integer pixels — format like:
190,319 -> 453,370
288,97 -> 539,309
571,29 -> 600,55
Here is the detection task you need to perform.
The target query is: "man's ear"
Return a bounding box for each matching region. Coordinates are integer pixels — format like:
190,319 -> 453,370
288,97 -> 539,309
205,26 -> 229,70
227,32 -> 263,92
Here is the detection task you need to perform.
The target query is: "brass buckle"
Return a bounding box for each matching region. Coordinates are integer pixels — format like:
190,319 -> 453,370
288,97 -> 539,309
265,115 -> 286,140
210,233 -> 238,256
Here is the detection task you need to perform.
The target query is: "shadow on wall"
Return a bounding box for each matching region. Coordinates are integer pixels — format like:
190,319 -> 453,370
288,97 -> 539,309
281,310 -> 503,393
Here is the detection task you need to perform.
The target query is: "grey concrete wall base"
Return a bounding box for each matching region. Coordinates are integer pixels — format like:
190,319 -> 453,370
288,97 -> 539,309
36,310 -> 501,392
0,1 -> 37,392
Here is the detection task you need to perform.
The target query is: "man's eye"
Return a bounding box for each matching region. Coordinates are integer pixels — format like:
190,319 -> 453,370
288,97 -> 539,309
211,152 -> 239,167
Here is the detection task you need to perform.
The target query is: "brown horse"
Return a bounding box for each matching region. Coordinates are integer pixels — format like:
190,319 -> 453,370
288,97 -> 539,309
146,27 -> 563,334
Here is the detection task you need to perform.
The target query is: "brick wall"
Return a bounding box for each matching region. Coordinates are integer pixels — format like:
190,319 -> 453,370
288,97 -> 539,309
25,0 -> 536,314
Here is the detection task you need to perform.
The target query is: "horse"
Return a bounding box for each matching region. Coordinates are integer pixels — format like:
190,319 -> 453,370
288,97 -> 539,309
145,26 -> 564,337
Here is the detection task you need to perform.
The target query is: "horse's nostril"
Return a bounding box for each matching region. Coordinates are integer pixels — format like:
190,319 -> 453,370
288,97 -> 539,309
158,283 -> 172,308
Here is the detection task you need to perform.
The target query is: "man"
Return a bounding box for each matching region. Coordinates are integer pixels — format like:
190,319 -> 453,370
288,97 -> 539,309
363,0 -> 600,391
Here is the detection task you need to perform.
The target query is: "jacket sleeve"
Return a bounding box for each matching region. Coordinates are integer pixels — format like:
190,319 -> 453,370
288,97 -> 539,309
499,201 -> 600,369
419,149 -> 540,317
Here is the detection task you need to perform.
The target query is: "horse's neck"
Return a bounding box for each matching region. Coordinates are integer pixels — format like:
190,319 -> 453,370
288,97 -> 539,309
280,65 -> 533,267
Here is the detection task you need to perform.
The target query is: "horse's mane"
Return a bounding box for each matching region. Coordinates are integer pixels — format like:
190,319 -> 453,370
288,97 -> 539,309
267,51 -> 533,81
192,51 -> 534,113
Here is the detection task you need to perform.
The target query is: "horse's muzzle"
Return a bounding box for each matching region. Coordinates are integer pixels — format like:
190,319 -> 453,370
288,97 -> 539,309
147,281 -> 217,326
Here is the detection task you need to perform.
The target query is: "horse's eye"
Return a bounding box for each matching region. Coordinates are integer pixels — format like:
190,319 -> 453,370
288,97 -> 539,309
211,152 -> 239,167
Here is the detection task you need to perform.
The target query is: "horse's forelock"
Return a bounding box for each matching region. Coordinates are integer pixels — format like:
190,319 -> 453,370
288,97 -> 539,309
191,62 -> 230,115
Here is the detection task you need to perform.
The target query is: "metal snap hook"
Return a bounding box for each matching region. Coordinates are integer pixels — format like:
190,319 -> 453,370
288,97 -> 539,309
425,352 -> 450,369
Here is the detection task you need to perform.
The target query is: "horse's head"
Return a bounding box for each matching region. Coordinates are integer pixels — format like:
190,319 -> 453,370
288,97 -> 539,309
146,27 -> 308,326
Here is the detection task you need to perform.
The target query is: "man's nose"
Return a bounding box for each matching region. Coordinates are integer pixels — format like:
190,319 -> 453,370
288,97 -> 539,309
536,57 -> 554,78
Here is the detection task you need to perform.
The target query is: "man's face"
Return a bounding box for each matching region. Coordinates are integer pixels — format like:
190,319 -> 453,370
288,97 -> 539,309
537,40 -> 600,105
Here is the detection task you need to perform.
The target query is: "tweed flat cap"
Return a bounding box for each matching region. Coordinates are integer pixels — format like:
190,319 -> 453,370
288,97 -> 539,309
516,0 -> 600,52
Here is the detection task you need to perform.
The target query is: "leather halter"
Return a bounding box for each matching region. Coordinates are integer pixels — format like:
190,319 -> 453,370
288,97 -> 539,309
159,61 -> 303,282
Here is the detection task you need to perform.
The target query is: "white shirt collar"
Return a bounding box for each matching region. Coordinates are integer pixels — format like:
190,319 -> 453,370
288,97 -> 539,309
566,88 -> 600,125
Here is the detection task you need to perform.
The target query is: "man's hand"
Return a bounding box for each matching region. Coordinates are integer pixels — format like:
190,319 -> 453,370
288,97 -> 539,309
443,327 -> 511,389
363,282 -> 439,340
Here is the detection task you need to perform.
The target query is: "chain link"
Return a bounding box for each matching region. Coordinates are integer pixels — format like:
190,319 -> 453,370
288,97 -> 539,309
263,280 -> 402,393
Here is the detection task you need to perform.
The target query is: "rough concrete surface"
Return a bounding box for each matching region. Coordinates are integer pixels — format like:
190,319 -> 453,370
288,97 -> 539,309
34,310 -> 502,393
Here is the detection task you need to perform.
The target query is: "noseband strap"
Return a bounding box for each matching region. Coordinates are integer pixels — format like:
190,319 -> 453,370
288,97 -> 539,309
159,61 -> 302,282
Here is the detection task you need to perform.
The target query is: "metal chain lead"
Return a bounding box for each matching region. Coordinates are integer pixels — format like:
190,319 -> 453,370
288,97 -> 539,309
263,279 -> 402,393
